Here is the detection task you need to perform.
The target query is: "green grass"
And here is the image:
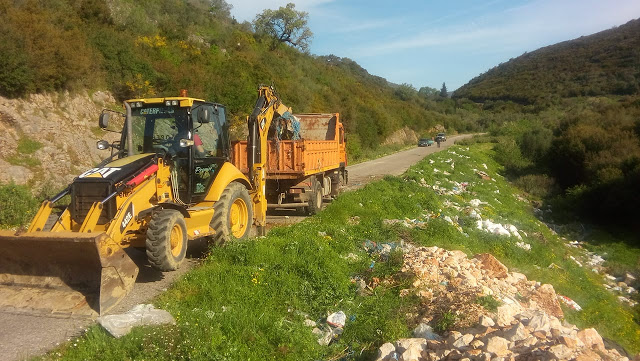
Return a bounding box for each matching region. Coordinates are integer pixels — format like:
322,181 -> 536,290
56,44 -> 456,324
16,137 -> 43,155
40,143 -> 640,360
6,136 -> 44,168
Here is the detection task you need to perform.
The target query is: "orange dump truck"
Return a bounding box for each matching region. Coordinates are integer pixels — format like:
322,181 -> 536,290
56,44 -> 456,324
231,113 -> 347,214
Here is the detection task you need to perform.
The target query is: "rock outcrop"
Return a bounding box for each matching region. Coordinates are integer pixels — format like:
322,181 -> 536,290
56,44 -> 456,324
0,91 -> 118,188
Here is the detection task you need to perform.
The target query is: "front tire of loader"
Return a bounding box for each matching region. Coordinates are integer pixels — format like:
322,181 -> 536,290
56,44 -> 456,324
210,182 -> 253,246
146,209 -> 188,271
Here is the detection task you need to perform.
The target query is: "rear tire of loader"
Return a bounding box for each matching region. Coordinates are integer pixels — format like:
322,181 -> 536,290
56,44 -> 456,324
210,182 -> 253,246
146,209 -> 188,271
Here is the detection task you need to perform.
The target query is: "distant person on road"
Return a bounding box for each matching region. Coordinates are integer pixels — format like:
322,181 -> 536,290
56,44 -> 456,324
437,137 -> 441,148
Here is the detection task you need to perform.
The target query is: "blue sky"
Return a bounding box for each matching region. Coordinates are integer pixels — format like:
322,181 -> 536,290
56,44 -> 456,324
226,0 -> 640,91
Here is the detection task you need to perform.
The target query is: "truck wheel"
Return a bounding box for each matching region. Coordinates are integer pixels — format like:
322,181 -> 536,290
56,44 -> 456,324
211,182 -> 253,246
146,209 -> 188,271
330,175 -> 341,198
306,180 -> 323,215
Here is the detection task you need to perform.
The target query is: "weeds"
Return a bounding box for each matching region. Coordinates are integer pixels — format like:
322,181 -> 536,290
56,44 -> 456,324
433,311 -> 457,333
475,295 -> 500,312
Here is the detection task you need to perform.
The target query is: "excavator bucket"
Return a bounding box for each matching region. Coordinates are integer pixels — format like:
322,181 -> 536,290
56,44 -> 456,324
0,231 -> 138,318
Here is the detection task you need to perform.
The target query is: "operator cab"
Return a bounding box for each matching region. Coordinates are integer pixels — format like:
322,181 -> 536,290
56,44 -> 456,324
103,96 -> 231,205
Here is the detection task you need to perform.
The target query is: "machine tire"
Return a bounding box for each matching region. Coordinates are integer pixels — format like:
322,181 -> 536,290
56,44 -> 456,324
306,179 -> 323,216
146,209 -> 188,271
210,182 -> 253,246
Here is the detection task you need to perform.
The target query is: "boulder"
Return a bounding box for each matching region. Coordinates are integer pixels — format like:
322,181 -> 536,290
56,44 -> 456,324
376,342 -> 397,361
526,311 -> 551,333
549,344 -> 573,360
474,253 -> 508,279
496,303 -> 521,327
577,328 -> 605,351
479,315 -> 495,327
485,336 -> 509,356
502,322 -> 529,342
530,284 -> 564,319
395,338 -> 427,355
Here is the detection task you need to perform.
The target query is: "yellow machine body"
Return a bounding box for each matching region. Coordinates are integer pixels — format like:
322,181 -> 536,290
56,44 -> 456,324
0,94 -> 257,317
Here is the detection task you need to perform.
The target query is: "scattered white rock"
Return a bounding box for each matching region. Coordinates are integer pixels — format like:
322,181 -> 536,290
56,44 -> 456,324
97,304 -> 175,338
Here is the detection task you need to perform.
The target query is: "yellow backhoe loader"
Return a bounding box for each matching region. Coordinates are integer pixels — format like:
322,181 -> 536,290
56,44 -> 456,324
0,86 -> 291,317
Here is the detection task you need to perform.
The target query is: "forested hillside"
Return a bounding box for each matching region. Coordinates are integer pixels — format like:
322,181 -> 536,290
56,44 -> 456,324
454,19 -> 640,105
0,0 -> 478,154
452,18 -> 640,228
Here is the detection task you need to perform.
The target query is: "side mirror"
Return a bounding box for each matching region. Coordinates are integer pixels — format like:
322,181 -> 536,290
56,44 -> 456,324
197,108 -> 210,124
97,140 -> 110,150
99,113 -> 110,129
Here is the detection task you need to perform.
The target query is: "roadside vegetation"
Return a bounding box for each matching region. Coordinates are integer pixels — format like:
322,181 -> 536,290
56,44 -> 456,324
40,144 -> 640,360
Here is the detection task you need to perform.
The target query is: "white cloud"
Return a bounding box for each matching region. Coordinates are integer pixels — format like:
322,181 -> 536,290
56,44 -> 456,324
346,0 -> 640,58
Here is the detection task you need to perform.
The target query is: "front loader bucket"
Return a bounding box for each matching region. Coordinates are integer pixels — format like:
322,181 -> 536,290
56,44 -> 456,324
0,231 -> 139,318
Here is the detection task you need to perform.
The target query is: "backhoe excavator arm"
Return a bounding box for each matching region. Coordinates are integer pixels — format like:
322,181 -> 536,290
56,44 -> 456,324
247,86 -> 292,233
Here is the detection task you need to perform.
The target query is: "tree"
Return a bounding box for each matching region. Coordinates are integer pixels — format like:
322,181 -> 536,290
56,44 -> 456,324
253,3 -> 313,52
440,82 -> 448,98
208,0 -> 232,19
418,86 -> 438,98
395,83 -> 416,101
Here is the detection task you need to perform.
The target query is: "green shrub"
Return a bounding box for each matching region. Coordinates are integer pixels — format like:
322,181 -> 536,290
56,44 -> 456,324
493,137 -> 530,174
0,183 -> 40,228
513,174 -> 558,198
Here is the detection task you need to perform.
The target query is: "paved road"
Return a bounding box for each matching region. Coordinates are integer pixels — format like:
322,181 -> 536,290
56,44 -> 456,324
0,134 -> 474,361
344,134 -> 474,191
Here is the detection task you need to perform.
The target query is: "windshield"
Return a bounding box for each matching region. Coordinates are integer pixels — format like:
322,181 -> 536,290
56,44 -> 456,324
122,103 -> 229,159
125,105 -> 189,155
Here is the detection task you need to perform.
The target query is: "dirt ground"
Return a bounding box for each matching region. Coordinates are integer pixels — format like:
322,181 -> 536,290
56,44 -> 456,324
0,134 -> 473,361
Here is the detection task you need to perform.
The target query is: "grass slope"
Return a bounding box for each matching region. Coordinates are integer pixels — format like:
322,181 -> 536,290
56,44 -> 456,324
43,144 -> 640,360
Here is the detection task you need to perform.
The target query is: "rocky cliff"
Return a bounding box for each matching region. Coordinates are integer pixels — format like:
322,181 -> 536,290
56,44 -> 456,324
0,91 -> 118,189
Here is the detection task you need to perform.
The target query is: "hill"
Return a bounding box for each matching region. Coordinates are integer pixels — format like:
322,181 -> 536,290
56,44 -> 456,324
0,0 -> 479,173
453,18 -> 640,105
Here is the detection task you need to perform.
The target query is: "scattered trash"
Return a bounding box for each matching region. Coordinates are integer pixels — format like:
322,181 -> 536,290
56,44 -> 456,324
383,218 -> 427,229
557,295 -> 582,311
348,216 -> 360,225
340,253 -> 361,262
313,326 -> 333,346
586,253 -> 605,267
469,199 -> 485,207
413,323 -> 442,340
327,311 -> 346,328
569,256 -> 583,267
97,304 -> 175,338
476,170 -> 491,180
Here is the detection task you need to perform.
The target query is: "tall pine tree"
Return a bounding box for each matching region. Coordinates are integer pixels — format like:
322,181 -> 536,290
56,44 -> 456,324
440,82 -> 448,97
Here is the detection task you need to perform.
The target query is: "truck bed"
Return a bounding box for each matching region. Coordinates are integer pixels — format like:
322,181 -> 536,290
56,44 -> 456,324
231,113 -> 344,179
